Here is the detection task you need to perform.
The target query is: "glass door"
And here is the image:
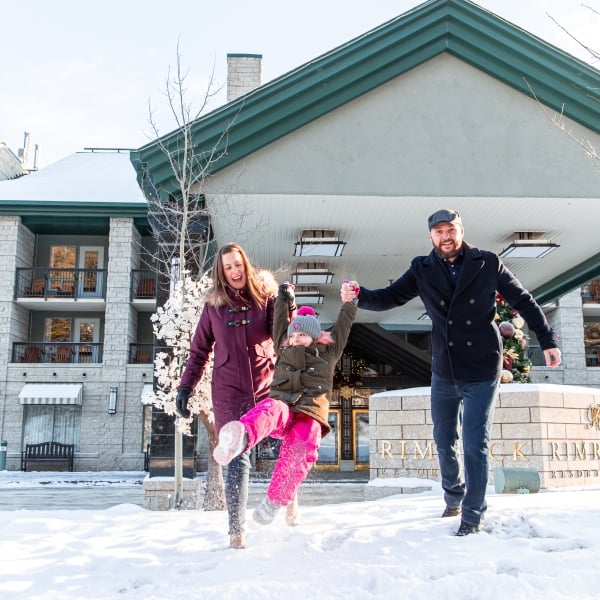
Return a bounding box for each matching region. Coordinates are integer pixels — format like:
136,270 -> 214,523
74,318 -> 100,363
78,246 -> 104,297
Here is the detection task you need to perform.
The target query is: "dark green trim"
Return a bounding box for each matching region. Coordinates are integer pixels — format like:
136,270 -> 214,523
0,201 -> 151,235
135,0 -> 600,194
0,201 -> 148,218
227,53 -> 263,58
533,253 -> 600,305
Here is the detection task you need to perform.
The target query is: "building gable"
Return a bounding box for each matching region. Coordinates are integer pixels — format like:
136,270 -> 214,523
134,0 -> 600,196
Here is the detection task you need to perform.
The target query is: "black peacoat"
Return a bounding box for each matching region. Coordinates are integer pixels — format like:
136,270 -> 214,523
357,242 -> 559,382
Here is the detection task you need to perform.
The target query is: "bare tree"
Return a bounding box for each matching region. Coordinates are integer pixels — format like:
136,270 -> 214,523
527,3 -> 600,164
140,43 -> 246,510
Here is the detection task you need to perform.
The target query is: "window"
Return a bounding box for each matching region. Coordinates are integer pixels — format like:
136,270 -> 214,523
584,321 -> 600,367
315,409 -> 341,470
45,317 -> 72,342
352,409 -> 370,469
49,246 -> 76,291
22,404 -> 81,451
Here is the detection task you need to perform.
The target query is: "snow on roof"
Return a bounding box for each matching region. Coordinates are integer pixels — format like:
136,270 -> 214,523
0,150 -> 147,204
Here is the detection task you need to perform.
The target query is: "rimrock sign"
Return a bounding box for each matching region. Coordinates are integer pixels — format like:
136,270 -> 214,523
369,384 -> 600,489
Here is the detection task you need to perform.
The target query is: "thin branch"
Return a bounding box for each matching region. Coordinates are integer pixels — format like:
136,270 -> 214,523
523,78 -> 599,163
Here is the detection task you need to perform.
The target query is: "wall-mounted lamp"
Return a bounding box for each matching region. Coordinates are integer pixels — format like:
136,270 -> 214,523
290,262 -> 335,285
108,386 -> 118,414
294,229 -> 346,257
498,232 -> 559,259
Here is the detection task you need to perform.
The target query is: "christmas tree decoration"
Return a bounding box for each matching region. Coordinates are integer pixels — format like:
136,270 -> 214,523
495,294 -> 532,383
499,321 -> 516,338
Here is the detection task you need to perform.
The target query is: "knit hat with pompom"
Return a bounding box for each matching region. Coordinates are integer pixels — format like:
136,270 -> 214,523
287,306 -> 322,340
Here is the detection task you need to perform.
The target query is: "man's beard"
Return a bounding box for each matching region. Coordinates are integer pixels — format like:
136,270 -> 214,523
435,243 -> 461,260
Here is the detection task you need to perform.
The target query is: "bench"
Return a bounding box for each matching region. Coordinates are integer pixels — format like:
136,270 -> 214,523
21,441 -> 75,472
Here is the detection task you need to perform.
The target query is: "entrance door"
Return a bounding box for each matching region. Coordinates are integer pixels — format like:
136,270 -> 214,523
74,318 -> 101,363
78,246 -> 104,297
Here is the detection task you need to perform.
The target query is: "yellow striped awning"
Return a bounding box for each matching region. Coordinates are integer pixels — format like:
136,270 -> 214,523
18,383 -> 83,405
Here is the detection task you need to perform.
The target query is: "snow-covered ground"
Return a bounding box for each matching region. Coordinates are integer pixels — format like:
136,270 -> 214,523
1,471 -> 600,599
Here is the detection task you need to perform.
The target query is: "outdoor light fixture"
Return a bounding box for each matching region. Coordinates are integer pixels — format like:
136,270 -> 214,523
498,232 -> 559,259
294,287 -> 325,305
294,229 -> 346,257
108,386 -> 118,414
290,262 -> 335,285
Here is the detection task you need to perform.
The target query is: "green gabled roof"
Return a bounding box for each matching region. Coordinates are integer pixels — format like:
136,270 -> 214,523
134,0 -> 600,195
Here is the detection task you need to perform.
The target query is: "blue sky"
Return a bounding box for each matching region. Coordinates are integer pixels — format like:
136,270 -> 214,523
1,0 -> 596,168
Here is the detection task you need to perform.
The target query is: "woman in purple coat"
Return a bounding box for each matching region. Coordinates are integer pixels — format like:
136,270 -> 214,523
175,243 -> 278,549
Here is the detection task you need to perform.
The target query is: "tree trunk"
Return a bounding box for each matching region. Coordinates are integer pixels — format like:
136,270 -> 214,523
198,411 -> 226,511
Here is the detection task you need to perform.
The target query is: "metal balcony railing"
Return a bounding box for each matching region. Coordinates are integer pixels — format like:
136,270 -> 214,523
582,280 -> 600,304
15,268 -> 107,300
131,270 -> 157,301
13,342 -> 104,364
585,345 -> 600,367
128,343 -> 173,364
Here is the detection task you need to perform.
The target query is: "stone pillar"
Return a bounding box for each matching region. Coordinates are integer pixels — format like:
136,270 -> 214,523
368,384 -> 600,492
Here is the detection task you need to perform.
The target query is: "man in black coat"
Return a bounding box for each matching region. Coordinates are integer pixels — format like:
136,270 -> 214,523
342,209 -> 561,536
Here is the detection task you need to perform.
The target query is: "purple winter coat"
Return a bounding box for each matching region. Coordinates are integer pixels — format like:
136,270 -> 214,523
179,287 -> 276,432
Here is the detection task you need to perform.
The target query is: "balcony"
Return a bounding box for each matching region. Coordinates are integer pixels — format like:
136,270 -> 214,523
15,268 -> 107,311
129,343 -> 172,364
582,280 -> 600,318
131,270 -> 158,312
13,342 -> 104,364
585,346 -> 600,367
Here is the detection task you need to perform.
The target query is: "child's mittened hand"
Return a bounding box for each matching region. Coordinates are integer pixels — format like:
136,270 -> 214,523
343,280 -> 360,296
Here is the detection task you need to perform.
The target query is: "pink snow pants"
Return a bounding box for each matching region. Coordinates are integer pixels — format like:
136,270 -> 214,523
240,398 -> 322,506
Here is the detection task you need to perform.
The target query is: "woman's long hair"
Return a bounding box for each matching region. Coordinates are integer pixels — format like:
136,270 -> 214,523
207,242 -> 277,308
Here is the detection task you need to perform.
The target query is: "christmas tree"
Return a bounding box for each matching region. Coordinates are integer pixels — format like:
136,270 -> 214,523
495,293 -> 532,383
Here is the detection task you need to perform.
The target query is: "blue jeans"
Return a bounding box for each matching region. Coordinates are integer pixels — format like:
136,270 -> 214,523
225,450 -> 251,535
430,374 -> 499,526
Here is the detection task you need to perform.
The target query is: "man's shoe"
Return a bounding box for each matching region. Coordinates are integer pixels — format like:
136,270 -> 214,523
456,520 -> 483,536
253,496 -> 282,525
441,504 -> 462,518
285,494 -> 299,527
213,421 -> 247,466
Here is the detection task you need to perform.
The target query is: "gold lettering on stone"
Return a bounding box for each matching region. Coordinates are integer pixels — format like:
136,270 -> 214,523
512,442 -> 528,461
414,441 -> 434,459
551,441 -> 565,460
380,441 -> 393,459
489,441 -> 503,460
574,441 -> 587,460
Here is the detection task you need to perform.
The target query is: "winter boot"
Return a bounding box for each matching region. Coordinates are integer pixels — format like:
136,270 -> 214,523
285,494 -> 299,527
253,496 -> 282,525
213,421 -> 248,466
229,532 -> 246,549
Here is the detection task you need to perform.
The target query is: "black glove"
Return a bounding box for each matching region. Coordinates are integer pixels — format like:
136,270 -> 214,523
175,387 -> 192,418
278,282 -> 296,309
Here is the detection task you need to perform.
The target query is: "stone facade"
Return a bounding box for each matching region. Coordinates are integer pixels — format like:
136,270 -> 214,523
0,216 -> 150,471
369,384 -> 600,489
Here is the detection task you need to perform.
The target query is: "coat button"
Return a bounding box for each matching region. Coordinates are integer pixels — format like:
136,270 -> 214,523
448,320 -> 454,325
469,298 -> 475,304
448,341 -> 454,347
466,341 -> 472,346
466,320 -> 472,325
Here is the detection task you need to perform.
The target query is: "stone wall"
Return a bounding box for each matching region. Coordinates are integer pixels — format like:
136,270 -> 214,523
369,383 -> 600,489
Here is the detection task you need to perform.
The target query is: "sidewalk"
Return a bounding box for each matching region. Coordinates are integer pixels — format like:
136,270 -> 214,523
0,469 -> 369,511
